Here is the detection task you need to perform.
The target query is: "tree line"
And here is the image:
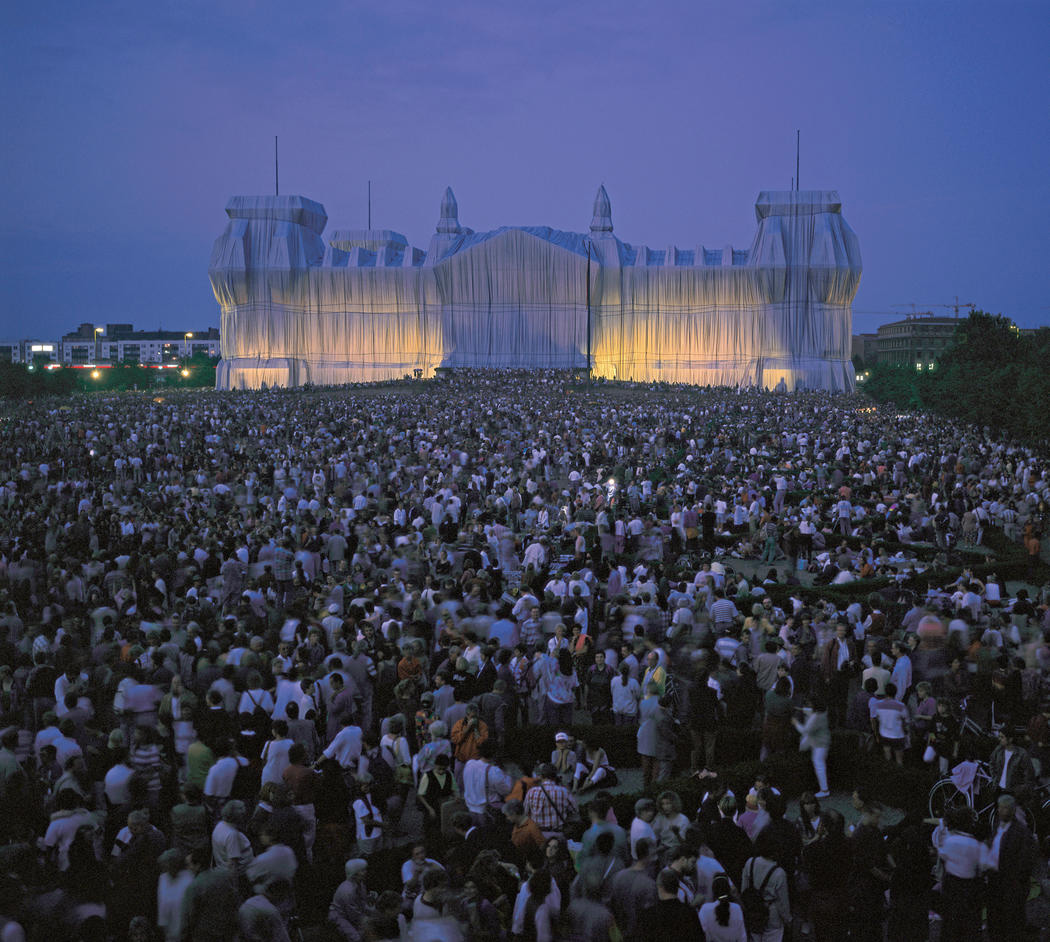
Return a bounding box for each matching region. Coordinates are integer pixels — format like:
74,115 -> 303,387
0,354 -> 217,398
860,311 -> 1050,445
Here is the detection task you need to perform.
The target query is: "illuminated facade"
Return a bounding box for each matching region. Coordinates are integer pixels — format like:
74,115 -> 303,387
210,187 -> 862,391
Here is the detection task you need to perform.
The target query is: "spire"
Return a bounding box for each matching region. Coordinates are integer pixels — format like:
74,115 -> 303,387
590,184 -> 613,233
437,186 -> 461,234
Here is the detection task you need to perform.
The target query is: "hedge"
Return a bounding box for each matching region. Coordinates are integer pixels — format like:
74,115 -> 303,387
505,722 -> 782,772
502,722 -> 938,814
581,730 -> 938,824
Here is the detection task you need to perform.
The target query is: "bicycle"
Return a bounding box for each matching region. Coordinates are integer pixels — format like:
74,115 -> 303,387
956,715 -> 999,759
927,760 -> 1040,837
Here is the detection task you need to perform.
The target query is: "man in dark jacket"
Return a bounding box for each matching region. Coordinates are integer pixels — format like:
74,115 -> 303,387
986,794 -> 1038,941
754,788 -> 802,888
988,730 -> 1036,803
180,846 -> 241,942
687,669 -> 720,774
703,794 -> 752,887
820,623 -> 859,727
636,868 -> 703,940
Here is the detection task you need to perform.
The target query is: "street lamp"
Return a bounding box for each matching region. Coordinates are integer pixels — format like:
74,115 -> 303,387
184,332 -> 193,358
94,326 -> 103,361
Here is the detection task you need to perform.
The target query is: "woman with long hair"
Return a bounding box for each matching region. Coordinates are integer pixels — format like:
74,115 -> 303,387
543,836 -> 575,907
698,872 -> 746,941
543,649 -> 579,728
794,792 -> 822,845
611,662 -> 641,727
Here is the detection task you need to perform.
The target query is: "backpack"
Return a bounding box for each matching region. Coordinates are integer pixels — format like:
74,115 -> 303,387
229,757 -> 258,803
365,747 -> 395,801
382,736 -> 414,785
741,858 -> 779,934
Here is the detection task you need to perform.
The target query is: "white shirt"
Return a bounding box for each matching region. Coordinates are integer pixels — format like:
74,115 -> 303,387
611,676 -> 640,716
104,763 -> 136,806
42,809 -> 96,871
699,901 -> 747,942
260,738 -> 293,787
401,857 -> 444,886
695,854 -> 725,904
512,881 -> 561,936
986,822 -> 1010,871
203,755 -> 248,799
353,796 -> 383,840
323,725 -> 363,768
932,823 -> 981,878
211,820 -> 253,872
157,869 -> 194,942
462,759 -> 512,814
629,817 -> 656,859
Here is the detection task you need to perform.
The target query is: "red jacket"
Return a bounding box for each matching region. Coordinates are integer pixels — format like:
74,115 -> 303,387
821,637 -> 858,682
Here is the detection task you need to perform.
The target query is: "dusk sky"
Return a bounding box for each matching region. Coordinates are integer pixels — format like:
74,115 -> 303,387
2,0 -> 1048,339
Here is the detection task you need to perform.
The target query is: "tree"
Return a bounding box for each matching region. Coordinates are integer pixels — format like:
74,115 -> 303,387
863,312 -> 1047,446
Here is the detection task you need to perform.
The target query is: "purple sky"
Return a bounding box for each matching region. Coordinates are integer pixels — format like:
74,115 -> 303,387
2,0 -> 1048,339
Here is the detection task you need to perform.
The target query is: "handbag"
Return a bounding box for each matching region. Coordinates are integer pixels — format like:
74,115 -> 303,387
923,744 -> 937,763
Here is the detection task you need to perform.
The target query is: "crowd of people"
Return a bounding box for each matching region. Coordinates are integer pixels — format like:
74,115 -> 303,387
0,371 -> 1048,942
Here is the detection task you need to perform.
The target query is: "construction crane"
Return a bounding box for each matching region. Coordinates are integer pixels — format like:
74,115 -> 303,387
931,296 -> 976,318
891,303 -> 934,319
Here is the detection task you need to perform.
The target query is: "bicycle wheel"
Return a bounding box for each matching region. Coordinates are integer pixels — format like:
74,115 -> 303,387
928,779 -> 970,819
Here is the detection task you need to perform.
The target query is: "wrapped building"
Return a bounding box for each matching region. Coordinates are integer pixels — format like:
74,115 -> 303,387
210,186 -> 861,391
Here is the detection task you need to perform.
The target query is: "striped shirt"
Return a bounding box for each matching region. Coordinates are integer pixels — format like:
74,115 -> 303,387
710,598 -> 739,629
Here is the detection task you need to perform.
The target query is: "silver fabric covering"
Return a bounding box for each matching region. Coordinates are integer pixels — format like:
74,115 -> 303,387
210,188 -> 861,391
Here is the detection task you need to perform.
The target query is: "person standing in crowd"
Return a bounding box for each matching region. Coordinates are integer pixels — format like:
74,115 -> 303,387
985,793 -> 1038,941
741,831 -> 791,942
820,623 -> 858,728
636,867 -> 705,939
793,695 -> 831,797
609,837 -> 658,942
699,872 -> 747,942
